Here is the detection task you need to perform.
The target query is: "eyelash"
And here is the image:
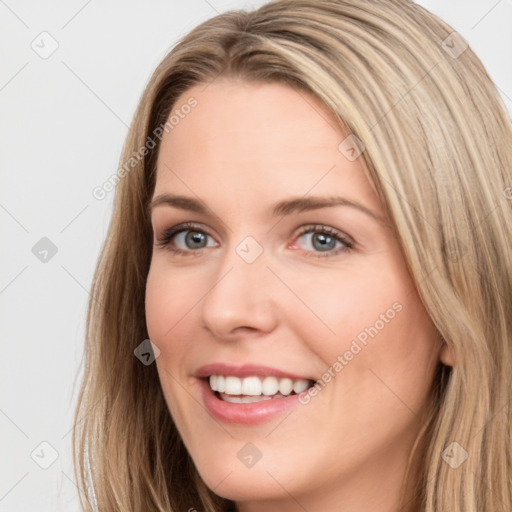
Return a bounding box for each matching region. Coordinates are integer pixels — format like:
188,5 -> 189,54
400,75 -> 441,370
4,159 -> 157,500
155,222 -> 354,259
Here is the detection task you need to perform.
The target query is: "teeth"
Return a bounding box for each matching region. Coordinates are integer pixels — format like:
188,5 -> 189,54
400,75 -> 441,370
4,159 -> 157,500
220,394 -> 273,403
262,376 -> 279,395
241,376 -> 261,395
293,379 -> 310,393
209,375 -> 312,398
278,378 -> 293,395
224,376 -> 242,395
216,375 -> 225,393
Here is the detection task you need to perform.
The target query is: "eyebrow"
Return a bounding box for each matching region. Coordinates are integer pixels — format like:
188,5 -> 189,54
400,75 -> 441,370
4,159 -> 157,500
149,193 -> 384,222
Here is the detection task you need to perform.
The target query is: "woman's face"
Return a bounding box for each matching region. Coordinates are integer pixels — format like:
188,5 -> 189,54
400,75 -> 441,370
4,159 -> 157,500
146,79 -> 444,510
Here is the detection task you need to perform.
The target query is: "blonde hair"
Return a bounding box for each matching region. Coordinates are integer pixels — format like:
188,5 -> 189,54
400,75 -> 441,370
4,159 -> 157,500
73,1 -> 512,510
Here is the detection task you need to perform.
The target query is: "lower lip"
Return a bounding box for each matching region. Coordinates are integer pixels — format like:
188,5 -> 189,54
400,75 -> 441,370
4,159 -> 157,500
198,378 -> 304,425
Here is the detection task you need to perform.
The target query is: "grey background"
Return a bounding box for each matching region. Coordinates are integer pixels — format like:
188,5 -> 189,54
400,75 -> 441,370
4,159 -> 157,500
1,1 -> 511,510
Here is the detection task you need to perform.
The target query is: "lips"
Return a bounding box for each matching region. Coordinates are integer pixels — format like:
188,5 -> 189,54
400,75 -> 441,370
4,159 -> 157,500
195,362 -> 317,425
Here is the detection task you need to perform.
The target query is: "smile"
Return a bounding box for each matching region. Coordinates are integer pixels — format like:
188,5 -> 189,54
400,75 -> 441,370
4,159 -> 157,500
195,363 -> 317,425
209,375 -> 314,403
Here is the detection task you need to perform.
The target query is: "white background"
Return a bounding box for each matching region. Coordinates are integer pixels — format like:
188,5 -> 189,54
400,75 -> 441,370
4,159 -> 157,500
1,1 -> 511,510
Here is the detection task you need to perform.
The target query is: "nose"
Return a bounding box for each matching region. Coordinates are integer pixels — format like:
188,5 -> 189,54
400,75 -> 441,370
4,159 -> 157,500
199,238 -> 280,340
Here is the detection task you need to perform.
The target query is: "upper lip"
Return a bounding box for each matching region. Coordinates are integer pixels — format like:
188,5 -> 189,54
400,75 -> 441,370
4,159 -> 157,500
195,363 -> 315,381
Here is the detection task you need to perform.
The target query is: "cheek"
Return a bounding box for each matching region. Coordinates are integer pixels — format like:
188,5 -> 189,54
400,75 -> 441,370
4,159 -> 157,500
145,269 -> 171,343
144,262 -> 197,354
301,265 -> 439,408
145,264 -> 193,366
279,262 -> 408,350
327,292 -> 439,417
144,265 -> 202,424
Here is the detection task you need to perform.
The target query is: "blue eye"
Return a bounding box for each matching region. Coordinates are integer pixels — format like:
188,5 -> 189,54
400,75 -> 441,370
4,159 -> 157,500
292,225 -> 353,258
156,222 -> 216,256
155,223 -> 354,258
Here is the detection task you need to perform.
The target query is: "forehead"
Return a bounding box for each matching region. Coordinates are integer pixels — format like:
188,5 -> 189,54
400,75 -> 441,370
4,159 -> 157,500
153,79 -> 377,212
160,80 -> 337,153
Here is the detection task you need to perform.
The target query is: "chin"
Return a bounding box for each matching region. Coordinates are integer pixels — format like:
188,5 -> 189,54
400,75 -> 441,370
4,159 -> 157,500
201,472 -> 285,502
192,453 -> 295,502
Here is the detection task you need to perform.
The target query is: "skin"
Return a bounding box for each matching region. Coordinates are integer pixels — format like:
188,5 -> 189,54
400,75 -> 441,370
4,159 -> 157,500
145,79 -> 453,512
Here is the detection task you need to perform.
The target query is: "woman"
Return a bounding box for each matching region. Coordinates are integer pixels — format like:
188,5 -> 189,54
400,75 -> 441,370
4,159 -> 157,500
73,0 -> 512,510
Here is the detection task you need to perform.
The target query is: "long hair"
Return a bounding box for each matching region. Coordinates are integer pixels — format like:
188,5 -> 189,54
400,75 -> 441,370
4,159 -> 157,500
73,1 -> 512,510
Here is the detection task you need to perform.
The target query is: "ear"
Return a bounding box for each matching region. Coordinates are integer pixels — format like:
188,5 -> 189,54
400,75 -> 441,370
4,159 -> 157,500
439,339 -> 455,367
